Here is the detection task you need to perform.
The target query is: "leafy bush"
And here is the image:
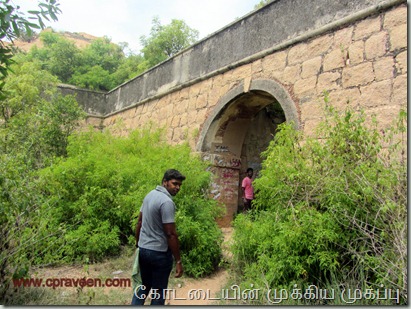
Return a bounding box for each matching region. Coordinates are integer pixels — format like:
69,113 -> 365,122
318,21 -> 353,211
0,59 -> 86,302
231,99 -> 407,304
34,127 -> 223,277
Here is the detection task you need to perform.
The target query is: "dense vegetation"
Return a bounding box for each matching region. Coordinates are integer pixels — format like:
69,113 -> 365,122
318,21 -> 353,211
0,56 -> 224,295
1,77 -> 224,301
0,57 -> 86,302
231,98 -> 407,305
35,127 -> 223,273
15,16 -> 199,91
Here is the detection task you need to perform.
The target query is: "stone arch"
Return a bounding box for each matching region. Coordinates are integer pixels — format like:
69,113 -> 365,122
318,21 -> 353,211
197,78 -> 299,153
197,78 -> 299,226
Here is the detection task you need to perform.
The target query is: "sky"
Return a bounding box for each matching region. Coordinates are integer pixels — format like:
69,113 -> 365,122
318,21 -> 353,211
12,0 -> 261,54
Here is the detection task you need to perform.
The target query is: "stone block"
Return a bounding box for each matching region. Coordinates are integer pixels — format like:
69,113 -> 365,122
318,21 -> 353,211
306,34 -> 334,59
389,24 -> 407,51
317,71 -> 341,93
270,69 -> 284,82
156,96 -> 170,110
358,79 -> 392,108
251,58 -> 263,75
201,79 -> 213,94
208,87 -> 221,109
262,50 -> 287,72
195,93 -> 208,109
347,41 -> 364,65
195,108 -> 208,124
171,126 -> 185,143
168,103 -> 178,119
293,76 -> 317,97
174,99 -> 188,115
353,16 -> 381,40
282,65 -> 301,84
323,48 -> 345,72
300,99 -> 324,121
301,56 -> 322,79
365,105 -> 403,131
187,97 -> 197,113
328,88 -> 361,111
288,35 -> 333,66
332,26 -> 354,48
391,74 -> 407,107
188,82 -> 202,98
383,5 -> 407,29
395,50 -> 407,74
179,112 -> 188,127
231,64 -> 252,80
365,31 -> 388,60
188,109 -> 200,126
373,56 -> 394,81
342,62 -> 374,88
288,42 -> 308,65
171,115 -> 180,128
178,88 -> 190,101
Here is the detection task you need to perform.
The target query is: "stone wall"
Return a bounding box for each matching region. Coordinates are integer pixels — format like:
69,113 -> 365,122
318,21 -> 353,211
100,2 -> 407,146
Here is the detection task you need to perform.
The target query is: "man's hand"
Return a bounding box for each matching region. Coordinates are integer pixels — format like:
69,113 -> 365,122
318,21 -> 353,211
175,262 -> 183,278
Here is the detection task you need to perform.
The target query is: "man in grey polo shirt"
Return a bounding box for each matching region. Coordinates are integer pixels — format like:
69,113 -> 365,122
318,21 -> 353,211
131,169 -> 185,305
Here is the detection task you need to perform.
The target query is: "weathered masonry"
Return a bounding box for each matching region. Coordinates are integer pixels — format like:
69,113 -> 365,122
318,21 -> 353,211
59,0 -> 407,227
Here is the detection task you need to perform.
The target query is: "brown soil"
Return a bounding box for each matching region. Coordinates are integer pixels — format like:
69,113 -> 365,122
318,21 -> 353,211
25,227 -> 233,306
166,227 -> 233,305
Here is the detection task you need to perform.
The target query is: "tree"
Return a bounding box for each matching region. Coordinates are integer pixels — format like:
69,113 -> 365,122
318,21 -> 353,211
70,36 -> 127,90
0,56 -> 86,302
0,0 -> 61,98
139,16 -> 199,70
111,53 -> 145,85
21,32 -> 142,91
81,37 -> 125,72
45,37 -> 81,83
254,0 -> 273,9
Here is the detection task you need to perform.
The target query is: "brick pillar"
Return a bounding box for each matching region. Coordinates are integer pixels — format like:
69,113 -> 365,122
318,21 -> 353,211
202,153 -> 241,227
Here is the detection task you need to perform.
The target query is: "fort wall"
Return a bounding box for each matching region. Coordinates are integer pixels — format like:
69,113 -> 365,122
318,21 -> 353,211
60,0 -> 407,226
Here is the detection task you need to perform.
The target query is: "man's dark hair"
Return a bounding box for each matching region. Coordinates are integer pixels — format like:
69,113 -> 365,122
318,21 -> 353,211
163,169 -> 186,182
246,168 -> 254,173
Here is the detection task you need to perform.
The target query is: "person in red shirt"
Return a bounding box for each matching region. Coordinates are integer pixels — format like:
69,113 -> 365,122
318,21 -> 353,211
241,168 -> 254,212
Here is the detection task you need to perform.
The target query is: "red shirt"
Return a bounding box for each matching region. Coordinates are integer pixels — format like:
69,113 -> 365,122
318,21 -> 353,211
242,176 -> 254,200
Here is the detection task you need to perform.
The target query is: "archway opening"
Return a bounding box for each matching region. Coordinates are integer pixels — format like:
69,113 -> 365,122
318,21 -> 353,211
198,80 -> 298,226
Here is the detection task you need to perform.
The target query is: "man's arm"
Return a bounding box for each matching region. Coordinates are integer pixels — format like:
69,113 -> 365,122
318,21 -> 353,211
241,185 -> 247,201
135,212 -> 143,247
163,223 -> 183,278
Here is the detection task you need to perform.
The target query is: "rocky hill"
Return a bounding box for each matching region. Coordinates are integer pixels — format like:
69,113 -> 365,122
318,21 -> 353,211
12,28 -> 99,52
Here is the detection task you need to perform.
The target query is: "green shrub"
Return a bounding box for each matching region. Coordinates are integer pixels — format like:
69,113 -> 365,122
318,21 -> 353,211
33,127 -> 223,277
231,99 -> 407,304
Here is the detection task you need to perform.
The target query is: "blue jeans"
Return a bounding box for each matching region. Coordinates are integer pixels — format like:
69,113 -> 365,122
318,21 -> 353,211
131,247 -> 173,305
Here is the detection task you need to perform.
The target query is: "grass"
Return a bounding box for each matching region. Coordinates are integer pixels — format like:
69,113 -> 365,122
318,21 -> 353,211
4,246 -> 136,305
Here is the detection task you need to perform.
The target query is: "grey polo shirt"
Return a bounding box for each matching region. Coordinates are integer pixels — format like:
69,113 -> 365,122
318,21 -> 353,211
138,185 -> 176,252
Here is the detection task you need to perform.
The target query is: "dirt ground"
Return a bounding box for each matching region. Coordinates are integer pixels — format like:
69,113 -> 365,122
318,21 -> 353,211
166,227 -> 233,305
166,267 -> 229,305
23,227 -> 233,306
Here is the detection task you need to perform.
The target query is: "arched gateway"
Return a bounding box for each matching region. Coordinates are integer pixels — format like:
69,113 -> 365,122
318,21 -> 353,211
197,79 -> 299,226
